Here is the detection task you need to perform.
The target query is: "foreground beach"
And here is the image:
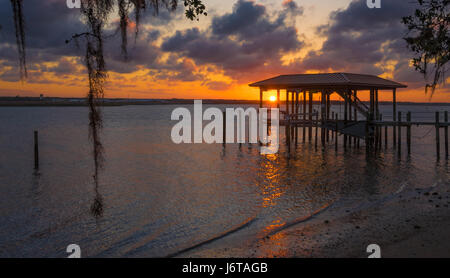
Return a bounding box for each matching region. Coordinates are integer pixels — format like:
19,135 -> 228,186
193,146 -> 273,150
190,179 -> 450,258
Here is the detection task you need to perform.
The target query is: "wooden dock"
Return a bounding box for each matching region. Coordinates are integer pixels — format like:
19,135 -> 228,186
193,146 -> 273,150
250,73 -> 449,159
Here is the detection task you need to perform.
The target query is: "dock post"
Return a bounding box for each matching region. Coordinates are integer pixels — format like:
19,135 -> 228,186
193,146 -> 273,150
436,112 -> 440,160
331,112 -> 335,141
309,91 -> 313,142
260,89 -> 263,109
379,114 -> 382,150
353,91 -> 356,147
277,89 -> 280,109
291,92 -> 295,141
384,118 -> 388,149
393,89 -> 397,149
445,111 -> 448,159
34,131 -> 39,170
303,91 -> 306,143
223,110 -> 226,147
327,93 -> 331,143
344,91 -> 348,149
379,114 -> 383,149
315,112 -> 318,151
407,112 -> 411,155
321,92 -> 326,147
286,115 -> 291,152
398,111 -> 402,156
348,91 -> 352,148
375,116 -> 379,151
365,119 -> 370,152
335,113 -> 338,152
295,91 -> 299,146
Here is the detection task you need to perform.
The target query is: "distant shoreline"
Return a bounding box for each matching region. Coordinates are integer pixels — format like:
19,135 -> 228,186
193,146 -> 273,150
0,97 -> 449,107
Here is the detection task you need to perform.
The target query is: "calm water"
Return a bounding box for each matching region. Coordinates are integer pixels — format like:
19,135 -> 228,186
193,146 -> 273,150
0,104 -> 449,257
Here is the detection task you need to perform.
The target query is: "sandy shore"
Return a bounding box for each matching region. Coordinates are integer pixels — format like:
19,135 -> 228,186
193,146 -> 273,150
188,181 -> 450,258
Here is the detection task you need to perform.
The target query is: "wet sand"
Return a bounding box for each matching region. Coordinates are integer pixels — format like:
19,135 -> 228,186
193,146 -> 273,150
189,182 -> 450,258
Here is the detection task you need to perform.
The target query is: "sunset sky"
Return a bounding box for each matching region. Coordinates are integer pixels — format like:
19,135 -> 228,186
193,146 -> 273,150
0,0 -> 449,102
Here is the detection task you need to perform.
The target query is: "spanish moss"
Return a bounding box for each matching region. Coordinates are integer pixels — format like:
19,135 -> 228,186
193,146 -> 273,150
10,0 -> 27,80
403,0 -> 450,98
11,0 -> 206,218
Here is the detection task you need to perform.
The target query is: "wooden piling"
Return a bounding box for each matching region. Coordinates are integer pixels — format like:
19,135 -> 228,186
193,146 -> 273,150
378,114 -> 383,150
327,93 -> 331,143
315,112 -> 318,151
445,111 -> 448,159
291,92 -> 295,141
321,92 -> 326,147
393,88 -> 397,149
303,91 -> 306,143
407,112 -> 411,155
436,112 -> 440,160
398,111 -> 402,156
344,91 -> 348,149
385,120 -> 388,149
348,91 -> 352,148
375,115 -> 379,151
277,89 -> 280,109
286,90 -> 289,115
295,91 -> 299,146
309,91 -> 313,142
331,111 -> 335,141
335,113 -> 338,152
260,89 -> 263,109
354,90 -> 358,147
34,131 -> 39,170
286,114 -> 291,152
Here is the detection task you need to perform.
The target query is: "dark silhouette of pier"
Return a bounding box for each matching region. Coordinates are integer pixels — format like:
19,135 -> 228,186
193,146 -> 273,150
250,73 -> 449,159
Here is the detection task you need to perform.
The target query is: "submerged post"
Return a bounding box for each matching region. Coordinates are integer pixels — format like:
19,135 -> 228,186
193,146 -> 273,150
295,91 -> 299,146
344,91 -> 348,149
34,131 -> 39,170
445,111 -> 448,159
379,114 -> 383,150
315,111 -> 318,151
332,111 -> 335,141
407,112 -> 411,155
309,91 -> 313,142
321,92 -> 326,147
327,93 -> 331,143
385,119 -> 388,149
223,110 -> 226,147
335,113 -> 338,152
436,112 -> 440,160
286,114 -> 291,153
303,91 -> 306,143
354,90 -> 358,147
393,88 -> 397,149
398,111 -> 402,156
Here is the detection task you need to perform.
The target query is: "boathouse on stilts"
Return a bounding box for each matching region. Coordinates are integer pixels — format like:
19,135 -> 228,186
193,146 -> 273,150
248,73 -> 448,159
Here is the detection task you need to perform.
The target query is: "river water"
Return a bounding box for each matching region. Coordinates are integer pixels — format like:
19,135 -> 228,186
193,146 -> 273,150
0,104 -> 448,257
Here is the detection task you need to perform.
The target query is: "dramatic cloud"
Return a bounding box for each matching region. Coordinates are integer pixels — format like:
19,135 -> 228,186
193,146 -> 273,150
300,0 -> 426,89
162,0 -> 305,82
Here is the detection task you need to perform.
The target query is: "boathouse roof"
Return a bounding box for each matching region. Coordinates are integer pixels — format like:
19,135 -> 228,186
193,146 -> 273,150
249,73 -> 407,90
